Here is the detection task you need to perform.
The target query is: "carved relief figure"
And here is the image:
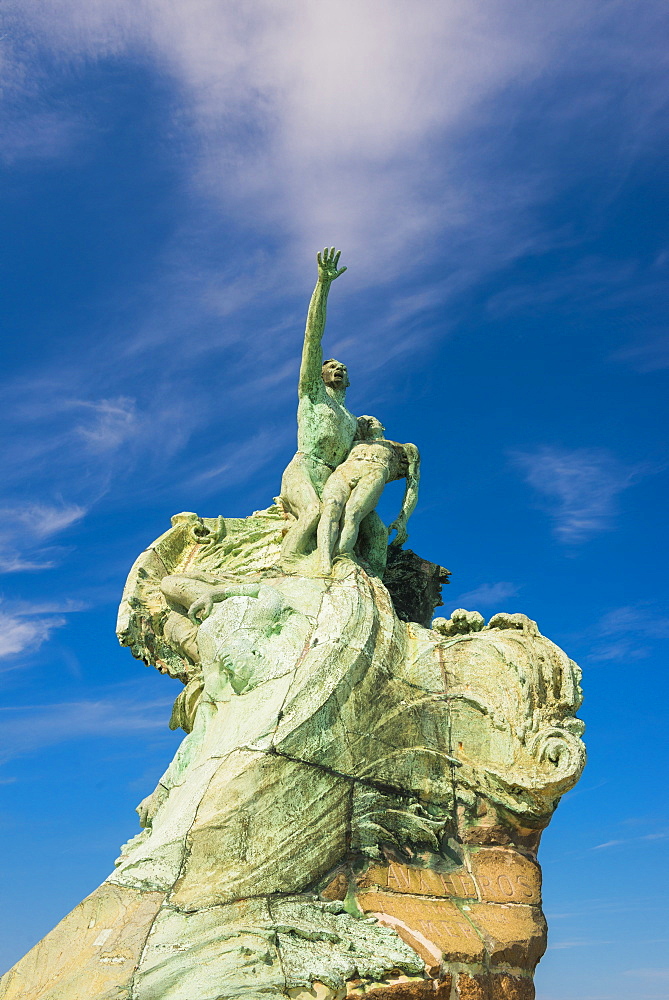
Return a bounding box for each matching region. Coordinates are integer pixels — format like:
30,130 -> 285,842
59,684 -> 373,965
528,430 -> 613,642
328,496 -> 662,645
317,415 -> 420,576
279,247 -> 357,562
0,250 -> 586,1000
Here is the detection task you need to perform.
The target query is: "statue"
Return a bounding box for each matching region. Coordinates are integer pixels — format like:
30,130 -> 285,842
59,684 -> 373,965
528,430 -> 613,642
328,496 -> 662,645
317,415 -> 420,576
279,247 -> 356,562
0,252 -> 585,1000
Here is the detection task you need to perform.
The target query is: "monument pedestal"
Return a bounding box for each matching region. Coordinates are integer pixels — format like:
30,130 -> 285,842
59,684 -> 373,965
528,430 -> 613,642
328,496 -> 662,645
0,511 -> 584,1000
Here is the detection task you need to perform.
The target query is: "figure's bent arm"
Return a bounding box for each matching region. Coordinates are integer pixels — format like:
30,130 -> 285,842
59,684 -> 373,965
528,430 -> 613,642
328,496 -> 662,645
389,444 -> 420,546
298,248 -> 346,397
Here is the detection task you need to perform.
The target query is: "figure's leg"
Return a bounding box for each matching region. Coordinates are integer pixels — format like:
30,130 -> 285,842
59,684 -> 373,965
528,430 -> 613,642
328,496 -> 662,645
280,455 -> 326,561
317,474 -> 349,575
357,510 -> 389,577
338,473 -> 386,556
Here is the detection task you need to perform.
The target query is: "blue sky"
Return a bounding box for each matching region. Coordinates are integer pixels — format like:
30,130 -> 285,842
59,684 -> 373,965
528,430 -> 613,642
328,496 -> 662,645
1,2 -> 668,996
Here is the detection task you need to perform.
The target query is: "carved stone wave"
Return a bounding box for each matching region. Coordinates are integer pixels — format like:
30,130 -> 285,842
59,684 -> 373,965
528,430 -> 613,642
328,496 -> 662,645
0,510 -> 585,1000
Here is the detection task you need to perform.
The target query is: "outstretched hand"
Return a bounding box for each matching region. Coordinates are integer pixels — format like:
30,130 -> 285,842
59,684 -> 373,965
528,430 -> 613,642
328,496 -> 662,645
188,595 -> 213,623
388,518 -> 409,547
317,246 -> 347,283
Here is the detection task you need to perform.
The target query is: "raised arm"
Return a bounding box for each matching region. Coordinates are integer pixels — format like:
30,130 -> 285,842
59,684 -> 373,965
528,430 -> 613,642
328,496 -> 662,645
388,444 -> 421,547
298,247 -> 347,397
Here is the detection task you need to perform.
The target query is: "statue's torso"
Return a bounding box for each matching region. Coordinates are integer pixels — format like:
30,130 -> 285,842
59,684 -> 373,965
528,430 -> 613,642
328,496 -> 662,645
343,439 -> 407,483
296,390 -> 357,468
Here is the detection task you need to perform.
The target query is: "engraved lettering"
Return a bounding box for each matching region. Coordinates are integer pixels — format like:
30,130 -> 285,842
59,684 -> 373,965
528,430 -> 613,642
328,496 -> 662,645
516,873 -> 535,899
456,873 -> 476,897
416,917 -> 478,942
418,919 -> 453,940
439,873 -> 457,895
387,862 -> 412,891
497,873 -> 514,897
417,870 -> 432,893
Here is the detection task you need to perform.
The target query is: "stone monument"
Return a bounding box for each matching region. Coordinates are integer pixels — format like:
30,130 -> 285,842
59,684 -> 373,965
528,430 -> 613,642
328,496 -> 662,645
0,250 -> 585,1000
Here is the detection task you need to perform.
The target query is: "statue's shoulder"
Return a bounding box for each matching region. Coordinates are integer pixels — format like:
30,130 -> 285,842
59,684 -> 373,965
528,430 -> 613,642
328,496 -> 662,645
298,380 -> 329,409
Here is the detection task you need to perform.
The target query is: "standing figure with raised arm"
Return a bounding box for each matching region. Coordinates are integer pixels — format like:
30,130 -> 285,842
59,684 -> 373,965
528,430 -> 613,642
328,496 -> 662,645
317,416 -> 420,577
280,247 -> 357,562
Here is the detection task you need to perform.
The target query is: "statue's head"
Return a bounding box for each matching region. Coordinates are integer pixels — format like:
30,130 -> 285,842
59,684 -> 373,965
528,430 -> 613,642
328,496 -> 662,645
322,358 -> 349,390
356,415 -> 385,440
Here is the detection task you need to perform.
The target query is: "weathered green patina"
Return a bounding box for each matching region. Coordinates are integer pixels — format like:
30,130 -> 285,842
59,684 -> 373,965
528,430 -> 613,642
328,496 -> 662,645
280,247 -> 357,562
0,253 -> 585,1000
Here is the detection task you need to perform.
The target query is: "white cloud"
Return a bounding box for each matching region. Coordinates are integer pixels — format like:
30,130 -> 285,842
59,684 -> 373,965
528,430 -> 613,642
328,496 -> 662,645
511,446 -> 643,543
0,387 -> 172,574
70,397 -> 138,454
0,554 -> 56,573
7,502 -> 87,539
450,580 -> 519,609
0,692 -> 173,763
592,831 -> 669,853
587,604 -> 669,662
0,502 -> 87,573
191,427 -> 293,493
0,502 -> 87,577
547,940 -> 614,951
0,610 -> 66,660
0,107 -> 84,165
0,596 -> 88,661
6,0 -> 668,293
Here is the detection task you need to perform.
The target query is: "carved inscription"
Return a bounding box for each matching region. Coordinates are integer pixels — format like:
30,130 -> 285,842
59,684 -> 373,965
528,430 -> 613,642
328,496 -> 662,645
356,891 -> 485,964
469,849 -> 541,905
360,862 -> 477,899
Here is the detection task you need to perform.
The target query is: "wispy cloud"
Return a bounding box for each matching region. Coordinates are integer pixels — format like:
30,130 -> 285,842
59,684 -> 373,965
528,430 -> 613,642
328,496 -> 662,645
190,427 -> 293,495
592,829 -> 669,851
547,939 -> 614,951
0,554 -> 57,573
0,611 -> 66,660
511,446 -> 644,543
612,331 -> 669,373
70,397 -> 138,454
623,969 -> 669,981
0,384 -> 186,572
0,597 -> 87,662
4,502 -> 87,539
0,502 -> 88,577
587,604 -> 669,662
5,0 -> 669,299
0,106 -> 85,166
449,580 -> 519,609
0,689 -> 174,763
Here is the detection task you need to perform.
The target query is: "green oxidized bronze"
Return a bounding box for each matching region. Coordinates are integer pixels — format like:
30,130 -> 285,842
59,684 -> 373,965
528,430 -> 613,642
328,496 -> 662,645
0,252 -> 585,1000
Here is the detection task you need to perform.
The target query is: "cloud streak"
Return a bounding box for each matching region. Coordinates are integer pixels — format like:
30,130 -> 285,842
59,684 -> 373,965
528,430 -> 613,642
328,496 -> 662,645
587,604 -> 669,662
0,690 -> 174,763
511,446 -> 644,543
6,0 -> 669,296
0,597 -> 87,662
449,581 -> 520,609
0,611 -> 66,661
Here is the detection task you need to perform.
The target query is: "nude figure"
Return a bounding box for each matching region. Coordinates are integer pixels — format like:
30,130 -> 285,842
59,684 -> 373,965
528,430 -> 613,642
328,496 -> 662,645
317,416 -> 420,576
279,248 -> 357,562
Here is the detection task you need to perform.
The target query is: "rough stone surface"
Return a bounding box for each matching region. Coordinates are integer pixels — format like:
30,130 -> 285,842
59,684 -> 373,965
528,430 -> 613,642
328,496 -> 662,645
0,253 -> 585,999
0,882 -> 163,1000
456,975 -> 490,1000
1,507 -> 584,998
